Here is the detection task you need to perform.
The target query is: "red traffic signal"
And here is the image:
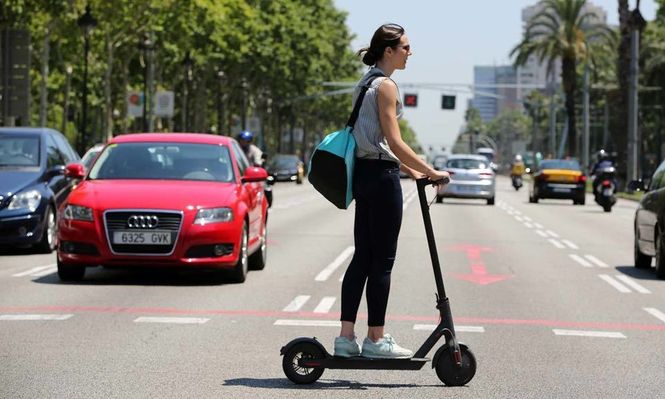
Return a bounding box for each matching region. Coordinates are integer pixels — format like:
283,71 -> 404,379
404,93 -> 418,107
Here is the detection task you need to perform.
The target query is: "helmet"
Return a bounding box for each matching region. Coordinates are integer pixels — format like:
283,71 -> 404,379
597,149 -> 609,162
238,130 -> 254,142
514,154 -> 523,162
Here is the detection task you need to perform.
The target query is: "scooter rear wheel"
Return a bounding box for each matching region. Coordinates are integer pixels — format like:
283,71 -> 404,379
282,342 -> 325,384
434,344 -> 477,386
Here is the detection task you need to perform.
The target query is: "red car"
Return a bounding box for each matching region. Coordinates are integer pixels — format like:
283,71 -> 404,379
56,133 -> 269,283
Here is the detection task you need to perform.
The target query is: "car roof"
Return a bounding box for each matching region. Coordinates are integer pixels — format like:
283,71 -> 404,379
0,127 -> 61,136
110,133 -> 232,145
448,154 -> 488,161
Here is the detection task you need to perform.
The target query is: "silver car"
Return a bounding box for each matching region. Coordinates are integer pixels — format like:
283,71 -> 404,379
436,154 -> 496,205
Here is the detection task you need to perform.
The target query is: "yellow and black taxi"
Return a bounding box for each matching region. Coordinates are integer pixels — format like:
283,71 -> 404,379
528,159 -> 587,205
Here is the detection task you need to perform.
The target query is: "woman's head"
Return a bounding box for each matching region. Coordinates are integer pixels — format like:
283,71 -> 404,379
358,23 -> 411,70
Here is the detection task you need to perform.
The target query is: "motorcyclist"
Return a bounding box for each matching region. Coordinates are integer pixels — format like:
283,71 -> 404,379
590,149 -> 616,200
237,130 -> 263,166
510,154 -> 525,177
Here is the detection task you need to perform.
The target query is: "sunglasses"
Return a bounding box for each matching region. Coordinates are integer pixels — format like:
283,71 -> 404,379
395,44 -> 411,52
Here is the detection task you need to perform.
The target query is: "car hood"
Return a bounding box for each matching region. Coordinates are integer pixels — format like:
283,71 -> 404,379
68,179 -> 239,210
0,169 -> 41,197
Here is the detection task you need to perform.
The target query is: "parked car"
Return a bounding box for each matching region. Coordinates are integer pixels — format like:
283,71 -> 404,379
56,133 -> 269,283
528,159 -> 586,205
0,127 -> 80,252
436,154 -> 496,205
80,143 -> 105,171
631,160 -> 665,279
266,154 -> 304,184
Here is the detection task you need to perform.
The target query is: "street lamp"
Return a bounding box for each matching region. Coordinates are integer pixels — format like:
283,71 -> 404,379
138,33 -> 155,132
241,79 -> 249,130
61,65 -> 73,134
217,69 -> 226,135
77,4 -> 97,154
181,52 -> 193,132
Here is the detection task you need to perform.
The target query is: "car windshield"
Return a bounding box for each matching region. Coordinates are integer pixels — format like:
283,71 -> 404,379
0,136 -> 40,167
81,148 -> 103,169
447,158 -> 487,170
88,142 -> 235,182
539,160 -> 581,171
270,156 -> 299,169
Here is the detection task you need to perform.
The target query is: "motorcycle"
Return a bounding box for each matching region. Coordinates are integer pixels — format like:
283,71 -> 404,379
511,174 -> 523,191
593,166 -> 617,212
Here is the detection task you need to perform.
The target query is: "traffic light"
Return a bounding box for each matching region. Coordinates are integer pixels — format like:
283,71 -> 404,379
404,93 -> 418,107
441,95 -> 456,110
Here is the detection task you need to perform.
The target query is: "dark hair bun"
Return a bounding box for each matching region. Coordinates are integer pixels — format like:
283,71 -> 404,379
362,51 -> 377,66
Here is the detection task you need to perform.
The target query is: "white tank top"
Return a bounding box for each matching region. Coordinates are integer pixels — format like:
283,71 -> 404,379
352,67 -> 403,163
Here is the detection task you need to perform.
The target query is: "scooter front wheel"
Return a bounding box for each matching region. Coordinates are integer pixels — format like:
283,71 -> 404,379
282,341 -> 325,384
434,344 -> 477,386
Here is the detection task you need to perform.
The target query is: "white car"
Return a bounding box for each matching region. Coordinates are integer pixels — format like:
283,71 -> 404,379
436,154 -> 496,205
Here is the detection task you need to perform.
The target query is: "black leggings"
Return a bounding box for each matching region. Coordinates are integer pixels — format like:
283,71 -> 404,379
341,159 -> 403,327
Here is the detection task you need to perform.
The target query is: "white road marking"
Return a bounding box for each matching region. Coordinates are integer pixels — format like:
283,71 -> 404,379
552,329 -> 626,339
0,314 -> 73,321
534,223 -> 543,229
598,274 -> 631,293
614,275 -> 651,294
413,324 -> 485,333
31,266 -> 58,277
513,210 -> 522,215
283,295 -> 311,312
12,264 -> 56,277
402,190 -> 418,211
535,230 -> 548,238
134,317 -> 209,324
515,215 -> 524,222
524,222 -> 534,229
546,230 -> 560,238
523,216 -> 532,222
274,319 -> 341,327
569,254 -> 593,268
584,255 -> 609,268
643,308 -> 665,324
561,240 -> 579,250
315,246 -> 355,282
548,239 -> 565,249
313,297 -> 337,313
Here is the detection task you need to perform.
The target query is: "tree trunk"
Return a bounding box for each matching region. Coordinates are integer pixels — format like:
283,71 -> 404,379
39,24 -> 51,127
104,33 -> 114,141
615,0 -> 631,177
562,56 -> 577,158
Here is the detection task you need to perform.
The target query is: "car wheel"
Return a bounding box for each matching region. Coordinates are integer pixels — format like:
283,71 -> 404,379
229,223 -> 249,283
35,206 -> 57,253
57,258 -> 85,282
656,230 -> 665,280
249,222 -> 267,271
635,231 -> 652,269
486,197 -> 495,206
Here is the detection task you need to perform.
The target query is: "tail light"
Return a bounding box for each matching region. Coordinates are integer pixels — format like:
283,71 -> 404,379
578,175 -> 587,183
536,173 -> 548,182
601,179 -> 611,187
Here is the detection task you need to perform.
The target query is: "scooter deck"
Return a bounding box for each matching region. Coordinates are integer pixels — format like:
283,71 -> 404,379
300,356 -> 430,370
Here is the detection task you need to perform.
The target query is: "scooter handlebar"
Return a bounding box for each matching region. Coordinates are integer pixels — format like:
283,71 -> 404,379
416,177 -> 450,189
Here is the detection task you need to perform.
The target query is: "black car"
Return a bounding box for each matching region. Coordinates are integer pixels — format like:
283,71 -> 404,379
632,160 -> 665,279
0,127 -> 80,252
266,154 -> 304,184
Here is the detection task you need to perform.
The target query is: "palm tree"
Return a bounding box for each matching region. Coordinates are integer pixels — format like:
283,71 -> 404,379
511,0 -> 613,158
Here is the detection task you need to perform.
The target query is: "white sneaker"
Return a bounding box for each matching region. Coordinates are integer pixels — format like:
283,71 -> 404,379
333,336 -> 361,357
361,334 -> 413,359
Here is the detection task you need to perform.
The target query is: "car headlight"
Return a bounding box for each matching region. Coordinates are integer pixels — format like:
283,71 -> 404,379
194,207 -> 233,225
63,205 -> 94,221
8,190 -> 42,212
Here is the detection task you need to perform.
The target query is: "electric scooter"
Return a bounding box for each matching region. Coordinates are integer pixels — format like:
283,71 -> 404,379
280,177 -> 477,386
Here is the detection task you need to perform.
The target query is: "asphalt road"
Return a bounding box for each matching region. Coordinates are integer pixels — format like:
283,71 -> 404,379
1,176 -> 663,399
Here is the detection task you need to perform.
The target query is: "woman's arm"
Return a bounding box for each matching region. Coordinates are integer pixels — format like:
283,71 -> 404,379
377,80 -> 448,181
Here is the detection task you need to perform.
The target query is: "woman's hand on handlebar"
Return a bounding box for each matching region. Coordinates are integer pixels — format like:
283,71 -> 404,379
426,169 -> 450,186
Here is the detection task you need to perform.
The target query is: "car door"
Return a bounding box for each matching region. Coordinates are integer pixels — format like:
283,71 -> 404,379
638,163 -> 665,251
52,132 -> 79,203
230,142 -> 262,241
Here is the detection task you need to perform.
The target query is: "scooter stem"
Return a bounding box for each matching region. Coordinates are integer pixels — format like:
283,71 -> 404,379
416,178 -> 447,300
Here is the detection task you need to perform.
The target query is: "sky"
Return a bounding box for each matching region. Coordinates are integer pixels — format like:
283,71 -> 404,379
333,0 -> 658,153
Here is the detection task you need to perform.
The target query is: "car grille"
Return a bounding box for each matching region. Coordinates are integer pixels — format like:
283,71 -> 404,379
104,210 -> 182,255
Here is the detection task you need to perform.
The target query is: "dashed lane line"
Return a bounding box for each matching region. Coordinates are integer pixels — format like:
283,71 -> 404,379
133,317 -> 209,324
614,275 -> 651,294
313,297 -> 337,314
561,239 -> 579,250
569,254 -> 593,268
535,230 -> 548,238
552,329 -> 626,339
524,222 -> 534,229
598,275 -> 632,293
644,308 -> 665,324
12,264 -> 56,277
283,295 -> 311,312
315,246 -> 355,282
546,230 -> 560,238
0,314 -> 72,321
584,255 -> 609,268
548,239 -> 565,249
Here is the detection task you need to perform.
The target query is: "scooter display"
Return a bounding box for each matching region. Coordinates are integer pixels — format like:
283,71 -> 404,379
511,175 -> 523,191
280,178 -> 477,386
593,166 -> 617,212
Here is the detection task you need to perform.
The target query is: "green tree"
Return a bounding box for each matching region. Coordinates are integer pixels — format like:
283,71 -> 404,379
511,0 -> 613,159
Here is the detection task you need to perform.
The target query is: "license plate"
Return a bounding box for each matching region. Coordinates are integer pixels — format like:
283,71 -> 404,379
458,185 -> 477,192
112,231 -> 172,245
603,188 -> 613,196
553,187 -> 571,193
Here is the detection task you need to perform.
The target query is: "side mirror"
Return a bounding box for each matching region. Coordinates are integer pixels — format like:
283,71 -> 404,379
626,179 -> 646,193
65,163 -> 86,179
242,166 -> 268,183
46,165 -> 66,178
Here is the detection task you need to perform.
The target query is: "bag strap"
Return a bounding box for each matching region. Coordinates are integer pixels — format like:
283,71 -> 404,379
346,72 -> 385,129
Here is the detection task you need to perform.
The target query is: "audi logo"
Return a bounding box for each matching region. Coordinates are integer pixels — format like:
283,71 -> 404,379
127,215 -> 159,229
